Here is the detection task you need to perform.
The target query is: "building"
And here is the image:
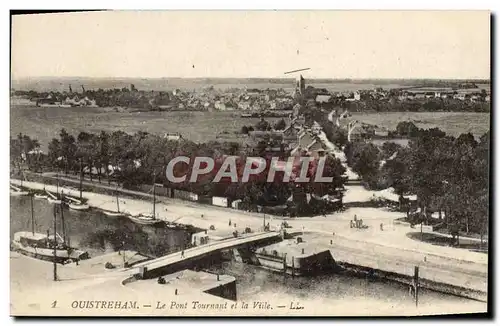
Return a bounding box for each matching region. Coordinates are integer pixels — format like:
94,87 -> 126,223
315,95 -> 332,104
374,127 -> 389,138
296,75 -> 306,95
164,133 -> 183,141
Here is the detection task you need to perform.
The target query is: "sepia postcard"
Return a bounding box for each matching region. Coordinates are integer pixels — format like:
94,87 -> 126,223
9,10 -> 490,317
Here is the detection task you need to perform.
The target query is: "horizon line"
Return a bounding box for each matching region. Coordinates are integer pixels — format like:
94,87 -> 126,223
11,76 -> 491,81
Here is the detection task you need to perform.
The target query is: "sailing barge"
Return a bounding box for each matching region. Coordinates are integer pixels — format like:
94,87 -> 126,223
11,196 -> 89,264
127,171 -> 162,226
12,231 -> 89,264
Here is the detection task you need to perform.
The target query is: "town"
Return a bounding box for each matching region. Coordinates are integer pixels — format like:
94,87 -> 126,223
11,75 -> 490,114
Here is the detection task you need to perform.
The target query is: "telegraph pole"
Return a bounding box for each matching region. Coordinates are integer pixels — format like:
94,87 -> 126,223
79,159 -> 83,200
152,169 -> 156,219
30,195 -> 35,236
414,266 -> 419,307
53,205 -> 58,281
61,191 -> 66,246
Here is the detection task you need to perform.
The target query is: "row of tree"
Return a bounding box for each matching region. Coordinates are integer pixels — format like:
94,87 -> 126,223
344,127 -> 489,236
240,118 -> 288,134
11,128 -> 347,210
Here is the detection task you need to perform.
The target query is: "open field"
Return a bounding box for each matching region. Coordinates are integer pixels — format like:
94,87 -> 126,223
10,104 -> 490,151
352,112 -> 490,138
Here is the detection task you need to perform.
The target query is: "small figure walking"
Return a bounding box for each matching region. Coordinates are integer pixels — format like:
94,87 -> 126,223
181,250 -> 185,258
229,219 -> 232,226
380,223 -> 384,231
408,284 -> 415,298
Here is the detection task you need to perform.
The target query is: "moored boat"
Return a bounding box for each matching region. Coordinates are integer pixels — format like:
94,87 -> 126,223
10,185 -> 29,196
46,188 -> 62,204
64,195 -> 90,211
11,231 -> 89,264
100,184 -> 127,218
12,195 -> 89,264
102,210 -> 127,218
127,170 -> 163,226
128,213 -> 163,226
47,196 -> 62,204
68,202 -> 90,211
34,193 -> 49,200
10,190 -> 30,196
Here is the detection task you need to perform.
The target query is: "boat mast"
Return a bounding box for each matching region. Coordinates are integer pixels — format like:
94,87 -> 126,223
79,159 -> 83,200
60,191 -> 66,246
53,205 -> 58,281
116,184 -> 120,213
152,170 -> 156,220
30,195 -> 35,236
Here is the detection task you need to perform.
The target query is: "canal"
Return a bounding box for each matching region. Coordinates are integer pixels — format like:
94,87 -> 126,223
10,196 -> 484,314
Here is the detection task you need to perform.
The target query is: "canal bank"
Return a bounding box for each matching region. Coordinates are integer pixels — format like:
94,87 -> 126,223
10,178 -> 488,304
251,232 -> 486,302
10,193 -> 487,316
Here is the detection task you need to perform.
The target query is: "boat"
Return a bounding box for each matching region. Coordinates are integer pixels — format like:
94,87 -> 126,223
101,184 -> 128,218
68,202 -> 90,211
166,222 -> 192,231
11,195 -> 89,264
127,170 -> 163,226
64,195 -> 90,211
12,231 -> 89,264
10,190 -> 29,196
128,213 -> 163,226
102,210 -> 127,218
46,191 -> 62,204
10,185 -> 29,196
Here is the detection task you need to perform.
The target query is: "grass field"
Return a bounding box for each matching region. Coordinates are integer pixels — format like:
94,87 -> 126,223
10,104 -> 490,151
352,112 -> 490,138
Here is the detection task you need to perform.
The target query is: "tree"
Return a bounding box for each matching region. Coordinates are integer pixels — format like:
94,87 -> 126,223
274,118 -> 287,131
97,131 -> 110,183
76,131 -> 96,181
350,143 -> 381,188
58,129 -> 76,174
255,118 -> 271,131
395,121 -> 419,137
309,155 -> 346,197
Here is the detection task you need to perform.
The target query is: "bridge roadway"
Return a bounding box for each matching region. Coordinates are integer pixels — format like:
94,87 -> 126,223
129,231 -> 281,277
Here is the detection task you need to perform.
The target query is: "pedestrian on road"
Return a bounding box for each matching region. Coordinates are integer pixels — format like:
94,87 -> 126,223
229,219 -> 232,226
181,250 -> 185,258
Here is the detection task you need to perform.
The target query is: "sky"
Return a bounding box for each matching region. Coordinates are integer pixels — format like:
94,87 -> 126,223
11,11 -> 491,80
